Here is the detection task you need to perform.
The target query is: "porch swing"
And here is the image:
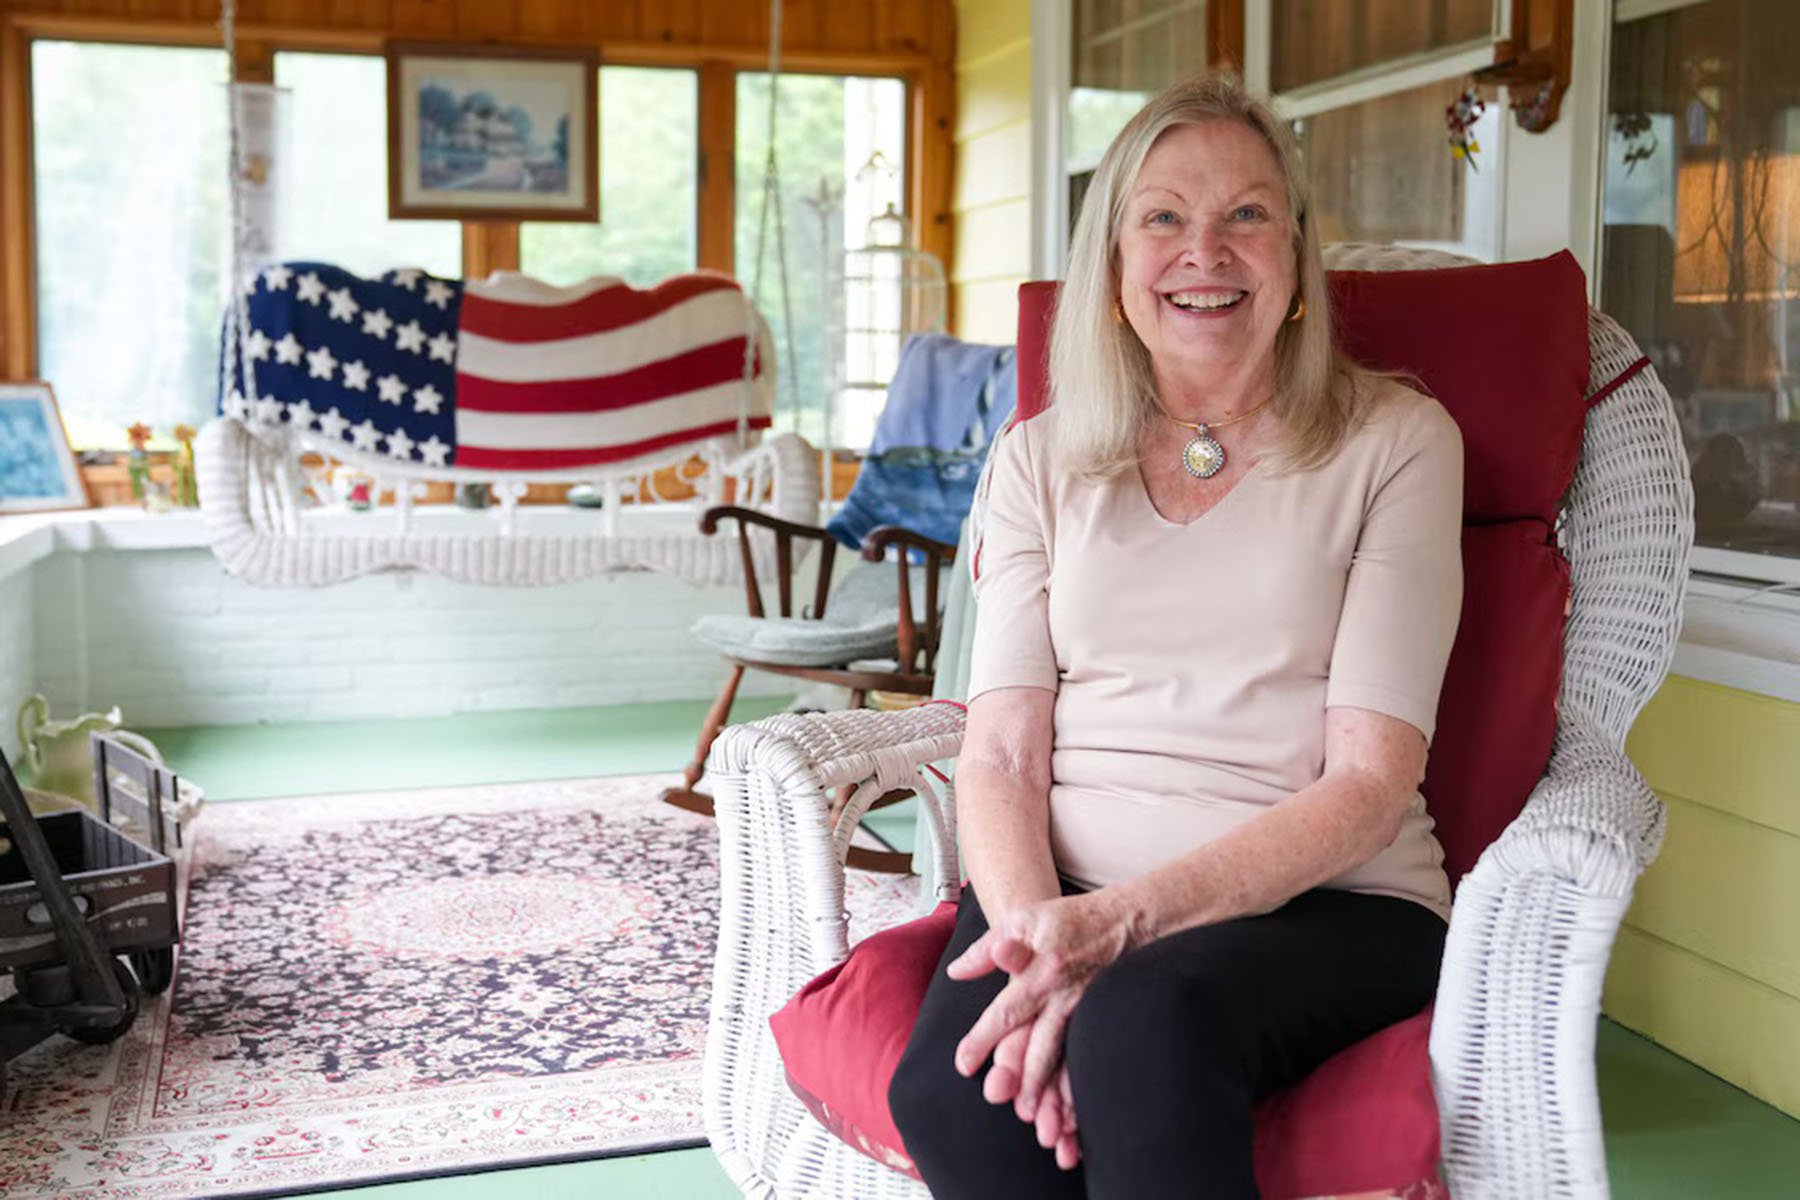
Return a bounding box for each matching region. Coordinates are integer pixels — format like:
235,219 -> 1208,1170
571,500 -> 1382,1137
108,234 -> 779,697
196,0 -> 820,589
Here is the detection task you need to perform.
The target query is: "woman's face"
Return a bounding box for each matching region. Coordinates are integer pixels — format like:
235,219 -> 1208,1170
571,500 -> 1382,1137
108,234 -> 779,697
1115,119 -> 1298,394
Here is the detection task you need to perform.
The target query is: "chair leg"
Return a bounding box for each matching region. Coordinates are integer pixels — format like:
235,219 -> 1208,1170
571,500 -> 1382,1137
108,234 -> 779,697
660,664 -> 745,818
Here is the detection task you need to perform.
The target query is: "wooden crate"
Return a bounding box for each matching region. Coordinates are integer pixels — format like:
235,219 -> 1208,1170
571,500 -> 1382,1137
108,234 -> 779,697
0,811 -> 178,970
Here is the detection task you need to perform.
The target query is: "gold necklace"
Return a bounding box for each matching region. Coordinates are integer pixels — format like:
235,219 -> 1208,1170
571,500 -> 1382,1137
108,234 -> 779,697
1159,396 -> 1272,479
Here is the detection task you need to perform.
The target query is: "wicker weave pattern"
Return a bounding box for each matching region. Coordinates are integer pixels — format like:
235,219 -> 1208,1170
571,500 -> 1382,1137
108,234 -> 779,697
195,421 -> 821,588
702,245 -> 1694,1199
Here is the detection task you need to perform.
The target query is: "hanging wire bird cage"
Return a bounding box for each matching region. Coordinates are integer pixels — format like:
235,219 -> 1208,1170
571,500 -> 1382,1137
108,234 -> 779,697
834,202 -> 949,453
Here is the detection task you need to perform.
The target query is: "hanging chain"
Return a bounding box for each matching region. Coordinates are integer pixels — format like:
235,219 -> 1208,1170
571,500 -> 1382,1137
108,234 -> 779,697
750,0 -> 802,427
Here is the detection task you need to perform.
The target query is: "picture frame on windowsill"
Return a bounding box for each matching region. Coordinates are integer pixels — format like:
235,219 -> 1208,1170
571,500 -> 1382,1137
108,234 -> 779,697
386,41 -> 600,223
0,382 -> 91,515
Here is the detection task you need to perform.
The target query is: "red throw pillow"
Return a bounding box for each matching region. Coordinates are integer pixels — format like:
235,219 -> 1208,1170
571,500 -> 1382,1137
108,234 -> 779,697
1327,251 -> 1591,525
1424,519 -> 1571,889
1020,252 -> 1592,524
1253,1007 -> 1443,1199
774,907 -> 1444,1197
770,901 -> 957,1180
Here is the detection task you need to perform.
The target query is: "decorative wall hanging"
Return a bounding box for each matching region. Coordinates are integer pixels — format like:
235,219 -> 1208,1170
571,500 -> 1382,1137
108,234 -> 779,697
1445,87 -> 1488,170
385,42 -> 599,222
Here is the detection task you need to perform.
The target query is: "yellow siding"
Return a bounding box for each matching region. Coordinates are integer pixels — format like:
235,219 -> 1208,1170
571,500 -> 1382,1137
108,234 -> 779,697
1625,676 -> 1800,837
1605,925 -> 1800,1119
1624,795 -> 1800,998
957,0 -> 1032,60
953,122 -> 1033,218
952,0 -> 1032,343
957,43 -> 1033,138
1611,675 -> 1800,1118
954,198 -> 1034,284
955,276 -> 1028,345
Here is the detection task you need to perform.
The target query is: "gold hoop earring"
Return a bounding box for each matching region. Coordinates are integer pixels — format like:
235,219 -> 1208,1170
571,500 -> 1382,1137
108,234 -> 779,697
1287,296 -> 1306,324
1114,299 -> 1127,324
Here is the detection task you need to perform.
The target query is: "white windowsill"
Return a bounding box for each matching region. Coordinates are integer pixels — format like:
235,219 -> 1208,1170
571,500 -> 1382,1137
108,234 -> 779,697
1673,574 -> 1800,703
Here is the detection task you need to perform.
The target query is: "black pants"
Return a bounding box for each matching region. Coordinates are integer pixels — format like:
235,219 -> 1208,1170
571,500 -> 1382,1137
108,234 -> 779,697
888,884 -> 1446,1199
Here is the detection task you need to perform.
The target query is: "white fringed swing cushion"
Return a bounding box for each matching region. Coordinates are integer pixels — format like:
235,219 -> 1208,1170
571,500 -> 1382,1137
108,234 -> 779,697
690,559 -> 944,667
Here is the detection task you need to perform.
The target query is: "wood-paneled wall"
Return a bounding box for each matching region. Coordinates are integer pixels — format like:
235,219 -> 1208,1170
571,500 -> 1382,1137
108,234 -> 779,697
0,0 -> 958,379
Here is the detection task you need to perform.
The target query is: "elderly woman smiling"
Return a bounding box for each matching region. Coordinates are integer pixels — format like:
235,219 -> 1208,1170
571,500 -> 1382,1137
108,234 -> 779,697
886,73 -> 1464,1198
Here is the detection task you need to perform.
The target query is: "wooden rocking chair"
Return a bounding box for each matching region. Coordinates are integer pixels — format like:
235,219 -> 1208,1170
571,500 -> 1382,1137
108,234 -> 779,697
659,505 -> 956,873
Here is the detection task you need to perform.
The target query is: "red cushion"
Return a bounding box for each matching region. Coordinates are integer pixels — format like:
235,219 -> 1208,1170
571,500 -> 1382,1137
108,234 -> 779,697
1424,519 -> 1570,889
1327,252 -> 1591,524
773,906 -> 1442,1197
1018,252 -> 1592,523
771,901 -> 958,1180
1252,1007 -> 1442,1198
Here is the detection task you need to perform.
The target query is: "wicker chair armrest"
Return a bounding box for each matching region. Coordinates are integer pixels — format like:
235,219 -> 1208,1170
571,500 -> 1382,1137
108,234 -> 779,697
1431,737 -> 1665,1199
708,704 -> 967,976
1486,738 -> 1668,897
704,704 -> 960,1199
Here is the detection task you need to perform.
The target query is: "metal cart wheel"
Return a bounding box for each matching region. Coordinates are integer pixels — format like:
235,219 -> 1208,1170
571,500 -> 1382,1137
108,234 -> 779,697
63,958 -> 141,1046
130,947 -> 175,995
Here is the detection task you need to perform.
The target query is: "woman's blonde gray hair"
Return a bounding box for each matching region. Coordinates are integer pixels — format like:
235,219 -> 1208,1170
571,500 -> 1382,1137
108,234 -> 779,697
1049,70 -> 1380,478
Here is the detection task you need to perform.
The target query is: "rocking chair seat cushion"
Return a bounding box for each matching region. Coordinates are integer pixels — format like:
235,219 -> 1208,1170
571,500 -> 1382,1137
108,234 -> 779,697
690,559 -> 943,668
771,904 -> 1444,1196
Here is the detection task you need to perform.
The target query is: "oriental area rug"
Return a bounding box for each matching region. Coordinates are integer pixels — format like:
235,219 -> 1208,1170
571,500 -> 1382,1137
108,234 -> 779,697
0,775 -> 921,1198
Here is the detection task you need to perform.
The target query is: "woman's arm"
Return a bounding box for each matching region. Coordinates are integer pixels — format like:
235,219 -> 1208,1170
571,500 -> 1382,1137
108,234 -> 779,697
1098,705 -> 1432,948
957,685 -> 1063,921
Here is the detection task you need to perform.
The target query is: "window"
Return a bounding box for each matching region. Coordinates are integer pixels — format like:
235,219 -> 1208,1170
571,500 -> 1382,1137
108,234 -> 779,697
1603,0 -> 1800,564
735,73 -> 908,452
518,67 -> 698,288
33,41 -> 229,448
1293,76 -> 1501,254
1270,0 -> 1494,93
1046,1 -> 1502,274
1269,1 -> 1501,262
272,52 -> 461,279
1068,0 -> 1208,233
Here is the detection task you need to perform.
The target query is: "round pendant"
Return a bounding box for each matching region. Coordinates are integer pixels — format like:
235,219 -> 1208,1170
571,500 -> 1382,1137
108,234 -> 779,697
1182,430 -> 1226,479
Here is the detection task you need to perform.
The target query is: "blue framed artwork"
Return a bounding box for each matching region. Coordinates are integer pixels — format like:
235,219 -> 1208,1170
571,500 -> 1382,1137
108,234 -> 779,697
0,382 -> 89,514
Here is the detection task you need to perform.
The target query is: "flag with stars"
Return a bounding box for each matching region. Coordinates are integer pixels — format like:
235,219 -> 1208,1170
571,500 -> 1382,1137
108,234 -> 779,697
220,263 -> 772,471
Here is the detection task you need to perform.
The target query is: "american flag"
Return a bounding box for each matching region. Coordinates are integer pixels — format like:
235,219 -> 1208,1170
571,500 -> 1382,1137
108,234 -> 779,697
221,263 -> 771,471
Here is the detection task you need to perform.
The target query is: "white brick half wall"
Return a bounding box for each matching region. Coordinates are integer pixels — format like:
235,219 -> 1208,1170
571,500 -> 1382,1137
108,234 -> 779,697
0,569 -> 34,761
29,548 -> 789,728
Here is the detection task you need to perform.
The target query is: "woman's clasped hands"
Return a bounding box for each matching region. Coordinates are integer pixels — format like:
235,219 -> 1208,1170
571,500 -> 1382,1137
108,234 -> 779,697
946,889 -> 1140,1171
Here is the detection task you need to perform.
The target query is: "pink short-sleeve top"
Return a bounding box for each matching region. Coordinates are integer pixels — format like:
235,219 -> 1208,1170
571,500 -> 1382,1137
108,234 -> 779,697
967,383 -> 1464,920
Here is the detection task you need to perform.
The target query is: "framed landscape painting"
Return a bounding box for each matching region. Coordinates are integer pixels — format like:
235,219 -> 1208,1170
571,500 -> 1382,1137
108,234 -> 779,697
0,382 -> 89,514
387,42 -> 599,222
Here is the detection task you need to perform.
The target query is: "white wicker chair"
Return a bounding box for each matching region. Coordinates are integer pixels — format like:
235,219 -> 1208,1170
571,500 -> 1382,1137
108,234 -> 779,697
701,245 -> 1695,1199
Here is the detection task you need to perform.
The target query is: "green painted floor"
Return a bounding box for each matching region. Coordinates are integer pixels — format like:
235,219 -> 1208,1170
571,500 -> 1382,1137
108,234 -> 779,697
143,702 -> 1800,1199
